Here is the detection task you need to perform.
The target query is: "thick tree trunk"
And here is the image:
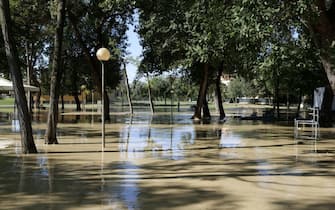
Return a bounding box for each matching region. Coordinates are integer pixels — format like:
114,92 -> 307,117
202,79 -> 211,119
192,63 -> 209,120
61,94 -> 64,111
104,92 -> 110,121
215,64 -> 226,120
309,0 -> 335,120
202,96 -> 211,120
0,0 -> 37,153
320,86 -> 334,124
146,72 -> 155,113
123,62 -> 133,114
73,94 -> 81,111
45,0 -> 66,144
70,69 -> 81,111
68,12 -> 111,121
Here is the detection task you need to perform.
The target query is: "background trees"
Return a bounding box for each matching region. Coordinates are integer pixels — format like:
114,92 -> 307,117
136,0 -> 335,120
0,0 -> 37,153
0,0 -> 334,153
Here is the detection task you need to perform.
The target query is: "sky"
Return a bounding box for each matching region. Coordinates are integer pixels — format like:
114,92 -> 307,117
125,20 -> 142,84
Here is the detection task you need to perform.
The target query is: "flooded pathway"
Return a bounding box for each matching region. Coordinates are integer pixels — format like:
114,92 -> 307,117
0,112 -> 335,209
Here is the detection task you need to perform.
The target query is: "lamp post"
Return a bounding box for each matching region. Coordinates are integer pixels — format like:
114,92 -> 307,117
96,47 -> 110,151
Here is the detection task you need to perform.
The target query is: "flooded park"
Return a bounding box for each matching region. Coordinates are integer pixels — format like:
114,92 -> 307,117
0,106 -> 335,210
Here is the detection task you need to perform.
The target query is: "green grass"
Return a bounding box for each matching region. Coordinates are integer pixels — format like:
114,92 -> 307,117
0,97 -> 14,113
0,97 -> 15,106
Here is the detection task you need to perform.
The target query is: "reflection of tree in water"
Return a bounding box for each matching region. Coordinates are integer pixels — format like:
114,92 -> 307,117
219,127 -> 242,148
1,123 -> 335,210
179,132 -> 193,145
123,115 -> 134,153
0,154 -> 143,209
194,125 -> 221,141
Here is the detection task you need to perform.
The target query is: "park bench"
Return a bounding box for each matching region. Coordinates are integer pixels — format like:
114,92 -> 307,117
294,107 -> 319,139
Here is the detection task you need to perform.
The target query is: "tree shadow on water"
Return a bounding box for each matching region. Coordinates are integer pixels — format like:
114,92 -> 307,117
0,154 -> 239,210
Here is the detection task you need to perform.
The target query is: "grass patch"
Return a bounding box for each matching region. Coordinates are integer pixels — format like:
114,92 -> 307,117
0,97 -> 14,106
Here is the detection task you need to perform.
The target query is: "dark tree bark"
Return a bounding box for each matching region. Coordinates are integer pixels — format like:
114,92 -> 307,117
320,86 -> 334,123
215,63 -> 226,120
192,63 -> 209,120
68,12 -> 111,121
45,0 -> 66,144
202,78 -> 211,119
309,0 -> 335,120
61,94 -> 64,111
73,94 -> 81,111
202,96 -> 211,120
0,0 -> 37,153
70,68 -> 81,111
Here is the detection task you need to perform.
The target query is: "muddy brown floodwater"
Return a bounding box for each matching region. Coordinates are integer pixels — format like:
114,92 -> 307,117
0,111 -> 335,210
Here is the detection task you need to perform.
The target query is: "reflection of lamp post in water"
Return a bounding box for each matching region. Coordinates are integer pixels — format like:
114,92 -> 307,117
96,48 -> 110,151
170,85 -> 174,117
169,76 -> 175,123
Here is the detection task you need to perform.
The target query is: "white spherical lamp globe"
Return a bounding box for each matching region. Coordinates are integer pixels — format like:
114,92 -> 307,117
96,48 -> 110,61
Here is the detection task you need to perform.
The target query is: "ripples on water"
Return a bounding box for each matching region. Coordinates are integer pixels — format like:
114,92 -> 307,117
0,109 -> 335,210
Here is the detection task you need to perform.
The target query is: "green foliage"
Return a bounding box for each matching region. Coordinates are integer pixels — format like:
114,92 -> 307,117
130,80 -> 148,100
226,77 -> 257,99
130,75 -> 198,101
1,0 -> 135,98
1,0 -> 333,109
64,0 -> 134,94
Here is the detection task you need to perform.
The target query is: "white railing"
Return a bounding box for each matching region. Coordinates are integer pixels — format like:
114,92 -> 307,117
294,107 -> 319,139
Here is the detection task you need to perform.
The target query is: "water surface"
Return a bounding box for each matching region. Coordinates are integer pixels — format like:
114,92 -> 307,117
0,111 -> 334,210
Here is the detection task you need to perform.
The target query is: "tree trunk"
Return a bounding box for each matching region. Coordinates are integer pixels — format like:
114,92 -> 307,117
202,79 -> 211,119
192,63 -> 209,120
146,72 -> 155,113
70,68 -> 81,111
309,0 -> 335,120
320,86 -> 334,124
202,96 -> 211,120
73,94 -> 81,111
0,0 -> 37,153
215,63 -> 226,120
103,91 -> 110,121
61,94 -> 64,111
68,12 -> 111,121
45,0 -> 66,144
123,62 -> 133,114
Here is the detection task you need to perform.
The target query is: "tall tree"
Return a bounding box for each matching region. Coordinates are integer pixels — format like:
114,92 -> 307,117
137,0 -> 222,119
122,62 -> 133,114
10,0 -> 51,110
0,0 -> 37,153
68,0 -> 134,121
45,0 -> 66,144
307,0 -> 335,119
